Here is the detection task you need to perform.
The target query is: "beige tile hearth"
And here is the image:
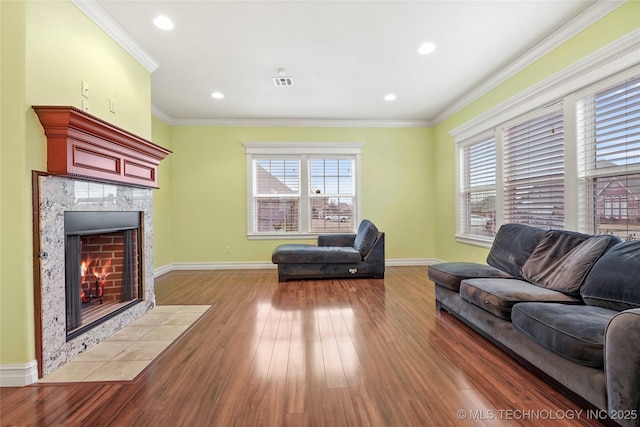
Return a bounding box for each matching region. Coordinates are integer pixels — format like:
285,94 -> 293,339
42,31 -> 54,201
39,305 -> 211,383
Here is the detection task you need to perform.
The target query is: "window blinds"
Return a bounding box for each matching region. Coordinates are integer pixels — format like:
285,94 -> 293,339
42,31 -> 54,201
503,111 -> 565,229
462,138 -> 496,237
578,77 -> 640,238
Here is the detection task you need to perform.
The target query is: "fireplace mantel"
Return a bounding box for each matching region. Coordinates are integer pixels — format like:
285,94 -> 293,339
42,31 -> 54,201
33,106 -> 171,188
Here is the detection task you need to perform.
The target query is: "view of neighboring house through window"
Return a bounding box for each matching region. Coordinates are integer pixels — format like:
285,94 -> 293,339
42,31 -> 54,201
309,158 -> 355,233
245,142 -> 362,236
253,158 -> 300,232
578,77 -> 640,240
503,110 -> 565,230
461,137 -> 496,238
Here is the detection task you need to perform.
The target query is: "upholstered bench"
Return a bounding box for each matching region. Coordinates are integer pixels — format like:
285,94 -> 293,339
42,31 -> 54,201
272,219 -> 385,282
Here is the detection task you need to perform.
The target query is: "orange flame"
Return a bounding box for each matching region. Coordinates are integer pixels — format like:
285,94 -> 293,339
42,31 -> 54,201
92,258 -> 112,283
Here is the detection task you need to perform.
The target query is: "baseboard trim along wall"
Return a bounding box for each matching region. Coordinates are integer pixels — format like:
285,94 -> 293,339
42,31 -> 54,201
0,361 -> 38,387
154,259 -> 439,278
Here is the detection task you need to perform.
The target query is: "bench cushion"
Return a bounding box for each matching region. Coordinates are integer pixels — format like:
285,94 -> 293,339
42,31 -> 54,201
428,262 -> 512,292
460,278 -> 580,320
512,302 -> 618,368
272,244 -> 362,264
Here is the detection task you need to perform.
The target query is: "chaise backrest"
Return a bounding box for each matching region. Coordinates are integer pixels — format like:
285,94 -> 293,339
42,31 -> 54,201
353,219 -> 379,257
581,239 -> 640,311
486,224 -> 546,278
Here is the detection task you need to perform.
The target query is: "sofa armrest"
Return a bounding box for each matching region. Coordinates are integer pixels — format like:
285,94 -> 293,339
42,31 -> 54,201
318,234 -> 356,247
605,308 -> 640,426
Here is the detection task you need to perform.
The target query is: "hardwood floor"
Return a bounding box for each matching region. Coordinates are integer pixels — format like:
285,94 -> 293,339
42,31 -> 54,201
1,267 -> 604,426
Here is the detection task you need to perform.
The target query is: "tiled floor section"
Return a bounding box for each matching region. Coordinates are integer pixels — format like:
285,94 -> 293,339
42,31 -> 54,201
40,305 -> 211,383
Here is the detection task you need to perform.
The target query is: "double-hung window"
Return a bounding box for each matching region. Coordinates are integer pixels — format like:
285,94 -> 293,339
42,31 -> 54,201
502,109 -> 565,230
244,142 -> 362,237
459,136 -> 497,239
578,77 -> 640,240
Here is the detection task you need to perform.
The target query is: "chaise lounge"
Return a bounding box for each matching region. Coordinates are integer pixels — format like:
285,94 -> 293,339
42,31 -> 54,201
271,219 -> 385,282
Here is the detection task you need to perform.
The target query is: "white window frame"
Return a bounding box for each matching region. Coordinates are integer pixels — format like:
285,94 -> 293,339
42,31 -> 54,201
576,71 -> 640,239
243,142 -> 363,239
456,131 -> 497,247
450,33 -> 640,247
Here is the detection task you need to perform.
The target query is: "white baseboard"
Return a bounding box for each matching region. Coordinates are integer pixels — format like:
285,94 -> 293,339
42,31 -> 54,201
0,361 -> 38,387
154,258 -> 439,277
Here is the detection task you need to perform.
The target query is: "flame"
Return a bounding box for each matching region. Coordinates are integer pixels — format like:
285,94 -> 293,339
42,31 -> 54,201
92,257 -> 112,283
80,258 -> 92,280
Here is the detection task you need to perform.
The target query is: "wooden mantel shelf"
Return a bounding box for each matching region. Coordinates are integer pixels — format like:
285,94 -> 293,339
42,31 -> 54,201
33,106 -> 171,188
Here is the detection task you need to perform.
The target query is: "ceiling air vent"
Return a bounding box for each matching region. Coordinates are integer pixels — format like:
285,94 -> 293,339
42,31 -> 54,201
273,76 -> 293,87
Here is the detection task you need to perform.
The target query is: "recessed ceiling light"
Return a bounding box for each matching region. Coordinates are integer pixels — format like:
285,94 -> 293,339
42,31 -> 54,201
211,92 -> 224,99
384,94 -> 396,101
418,42 -> 436,55
153,16 -> 174,30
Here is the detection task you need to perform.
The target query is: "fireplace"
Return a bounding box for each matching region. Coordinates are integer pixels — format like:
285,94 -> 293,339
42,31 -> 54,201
64,211 -> 143,339
32,106 -> 171,377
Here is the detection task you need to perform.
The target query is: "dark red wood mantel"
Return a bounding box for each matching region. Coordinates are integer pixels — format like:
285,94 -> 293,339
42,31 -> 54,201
33,106 -> 171,188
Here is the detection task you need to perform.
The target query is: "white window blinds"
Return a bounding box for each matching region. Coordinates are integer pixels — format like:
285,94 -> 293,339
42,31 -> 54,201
461,137 -> 496,237
253,158 -> 300,232
503,110 -> 565,229
578,77 -> 640,239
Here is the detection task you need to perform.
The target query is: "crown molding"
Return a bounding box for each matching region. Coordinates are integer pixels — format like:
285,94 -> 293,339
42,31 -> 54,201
71,0 -> 159,73
151,109 -> 432,128
450,28 -> 640,142
434,0 -> 626,125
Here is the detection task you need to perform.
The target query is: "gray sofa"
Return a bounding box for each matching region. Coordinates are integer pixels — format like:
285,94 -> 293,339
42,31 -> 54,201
272,219 -> 384,282
428,224 -> 640,427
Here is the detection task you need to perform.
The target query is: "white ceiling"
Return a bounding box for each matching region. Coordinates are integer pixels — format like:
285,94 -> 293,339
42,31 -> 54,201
86,0 -> 612,126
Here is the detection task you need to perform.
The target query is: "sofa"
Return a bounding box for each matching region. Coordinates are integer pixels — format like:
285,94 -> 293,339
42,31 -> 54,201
271,219 -> 384,282
428,224 -> 640,427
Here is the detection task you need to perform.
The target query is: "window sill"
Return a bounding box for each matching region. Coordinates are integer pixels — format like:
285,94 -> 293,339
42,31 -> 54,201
455,234 -> 494,249
248,233 -> 320,241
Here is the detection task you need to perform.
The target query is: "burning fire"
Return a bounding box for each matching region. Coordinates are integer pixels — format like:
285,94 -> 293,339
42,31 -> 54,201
92,257 -> 112,283
80,257 -> 112,302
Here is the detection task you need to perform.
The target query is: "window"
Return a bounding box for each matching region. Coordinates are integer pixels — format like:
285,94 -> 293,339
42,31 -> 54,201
578,77 -> 640,240
503,110 -> 565,230
244,143 -> 362,237
460,137 -> 496,238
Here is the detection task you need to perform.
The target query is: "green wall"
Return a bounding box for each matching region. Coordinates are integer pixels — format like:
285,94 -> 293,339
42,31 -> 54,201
152,116 -> 174,269
0,0 -> 153,367
167,126 -> 434,264
432,1 -> 640,263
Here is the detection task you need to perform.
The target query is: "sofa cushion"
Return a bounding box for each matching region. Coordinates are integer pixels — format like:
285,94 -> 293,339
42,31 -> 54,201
512,302 -> 618,368
486,224 -> 546,279
581,239 -> 640,311
353,220 -> 379,257
520,234 -> 618,296
272,244 -> 362,264
460,278 -> 581,320
428,262 -> 512,292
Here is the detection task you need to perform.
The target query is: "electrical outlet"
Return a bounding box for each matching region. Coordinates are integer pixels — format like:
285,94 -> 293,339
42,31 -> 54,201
225,246 -> 232,254
82,80 -> 89,98
82,99 -> 90,112
109,98 -> 117,113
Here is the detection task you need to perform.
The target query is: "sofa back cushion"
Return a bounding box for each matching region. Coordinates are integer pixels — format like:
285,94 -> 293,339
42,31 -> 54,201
353,219 -> 379,257
581,239 -> 640,311
520,234 -> 619,295
486,224 -> 546,278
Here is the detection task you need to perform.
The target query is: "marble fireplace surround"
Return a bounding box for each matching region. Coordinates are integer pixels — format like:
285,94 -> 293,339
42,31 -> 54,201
35,173 -> 156,376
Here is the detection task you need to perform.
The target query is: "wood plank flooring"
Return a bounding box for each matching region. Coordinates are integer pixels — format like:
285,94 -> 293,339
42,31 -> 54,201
0,267 -> 604,426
